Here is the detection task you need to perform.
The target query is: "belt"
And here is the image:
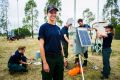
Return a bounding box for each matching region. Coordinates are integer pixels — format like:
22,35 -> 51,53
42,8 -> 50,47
45,52 -> 62,57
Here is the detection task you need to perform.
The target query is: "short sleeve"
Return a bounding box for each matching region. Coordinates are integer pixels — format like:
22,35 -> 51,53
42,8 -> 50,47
88,25 -> 90,28
61,28 -> 67,35
14,52 -> 21,61
87,24 -> 90,28
108,33 -> 113,38
85,24 -> 90,28
38,25 -> 45,40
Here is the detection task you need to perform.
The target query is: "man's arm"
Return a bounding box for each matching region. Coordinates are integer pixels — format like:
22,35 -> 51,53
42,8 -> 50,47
39,39 -> 50,72
61,42 -> 64,56
64,34 -> 70,43
94,28 -> 108,38
19,60 -> 28,64
64,34 -> 73,46
61,42 -> 68,67
39,39 -> 47,64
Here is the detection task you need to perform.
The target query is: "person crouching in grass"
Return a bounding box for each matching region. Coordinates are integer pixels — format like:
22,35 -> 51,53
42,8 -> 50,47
8,46 -> 30,73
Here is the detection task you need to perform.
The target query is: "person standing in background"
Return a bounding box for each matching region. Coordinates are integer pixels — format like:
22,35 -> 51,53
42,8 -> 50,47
75,19 -> 90,67
61,21 -> 72,68
95,24 -> 113,79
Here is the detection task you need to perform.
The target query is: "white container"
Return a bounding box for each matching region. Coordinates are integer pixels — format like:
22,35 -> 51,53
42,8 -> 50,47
35,51 -> 40,60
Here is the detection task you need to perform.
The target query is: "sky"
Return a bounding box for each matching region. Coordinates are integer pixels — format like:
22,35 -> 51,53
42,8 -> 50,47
7,0 -> 108,31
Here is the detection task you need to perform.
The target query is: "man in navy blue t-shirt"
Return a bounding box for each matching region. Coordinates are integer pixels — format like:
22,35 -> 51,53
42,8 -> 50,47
75,19 -> 90,67
38,5 -> 64,80
61,22 -> 72,68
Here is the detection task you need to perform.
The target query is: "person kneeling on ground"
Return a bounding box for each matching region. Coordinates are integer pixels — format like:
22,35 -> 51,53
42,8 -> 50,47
8,46 -> 30,73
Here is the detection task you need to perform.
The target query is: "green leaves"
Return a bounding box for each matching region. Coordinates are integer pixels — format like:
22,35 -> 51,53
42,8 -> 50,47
103,0 -> 120,39
25,0 -> 36,11
0,0 -> 8,33
14,28 -> 31,38
114,24 -> 120,39
23,0 -> 38,38
103,0 -> 120,25
83,8 -> 95,25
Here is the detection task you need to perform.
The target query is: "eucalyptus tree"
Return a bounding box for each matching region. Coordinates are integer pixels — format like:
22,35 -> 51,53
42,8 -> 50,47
23,0 -> 38,38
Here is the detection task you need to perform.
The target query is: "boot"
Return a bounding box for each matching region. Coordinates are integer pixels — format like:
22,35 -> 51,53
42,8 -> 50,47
82,60 -> 87,67
74,58 -> 79,64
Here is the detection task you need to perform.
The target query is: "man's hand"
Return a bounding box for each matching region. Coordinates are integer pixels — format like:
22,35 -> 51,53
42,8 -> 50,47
64,58 -> 68,67
93,28 -> 98,31
87,28 -> 93,31
69,40 -> 73,46
29,57 -> 35,60
43,62 -> 50,73
26,62 -> 32,65
69,42 -> 73,46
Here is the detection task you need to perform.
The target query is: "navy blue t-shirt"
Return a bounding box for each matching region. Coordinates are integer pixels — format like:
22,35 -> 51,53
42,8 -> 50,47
61,26 -> 69,43
8,50 -> 23,64
79,24 -> 90,28
38,23 -> 62,54
103,33 -> 113,48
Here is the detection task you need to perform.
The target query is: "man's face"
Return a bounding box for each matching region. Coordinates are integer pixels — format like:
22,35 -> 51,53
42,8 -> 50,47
20,49 -> 25,54
48,10 -> 57,22
105,27 -> 111,32
78,21 -> 83,26
68,24 -> 72,27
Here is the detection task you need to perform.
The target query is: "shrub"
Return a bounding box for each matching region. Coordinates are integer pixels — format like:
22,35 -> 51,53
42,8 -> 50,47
14,28 -> 31,39
115,24 -> 120,40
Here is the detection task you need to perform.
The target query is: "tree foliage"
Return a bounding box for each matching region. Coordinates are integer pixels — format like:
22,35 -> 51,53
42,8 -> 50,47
0,0 -> 8,35
0,14 -> 7,30
14,28 -> 31,38
103,0 -> 120,28
83,8 -> 95,25
103,0 -> 120,39
114,24 -> 120,39
23,0 -> 38,38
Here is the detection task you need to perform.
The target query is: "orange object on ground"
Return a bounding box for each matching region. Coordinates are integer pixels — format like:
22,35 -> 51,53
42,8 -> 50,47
68,66 -> 84,76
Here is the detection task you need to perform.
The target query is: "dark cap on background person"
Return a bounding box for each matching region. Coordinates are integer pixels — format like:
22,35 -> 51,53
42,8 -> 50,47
47,5 -> 58,13
104,24 -> 113,30
77,19 -> 83,23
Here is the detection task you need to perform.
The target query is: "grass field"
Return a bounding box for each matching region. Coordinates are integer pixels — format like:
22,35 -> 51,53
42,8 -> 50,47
0,37 -> 120,80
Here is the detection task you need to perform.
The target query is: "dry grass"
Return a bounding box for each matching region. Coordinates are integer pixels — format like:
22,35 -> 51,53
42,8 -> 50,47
0,37 -> 120,80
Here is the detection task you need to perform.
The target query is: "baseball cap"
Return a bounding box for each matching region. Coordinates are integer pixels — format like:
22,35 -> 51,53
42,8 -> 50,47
47,5 -> 58,13
104,24 -> 113,30
77,19 -> 83,23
